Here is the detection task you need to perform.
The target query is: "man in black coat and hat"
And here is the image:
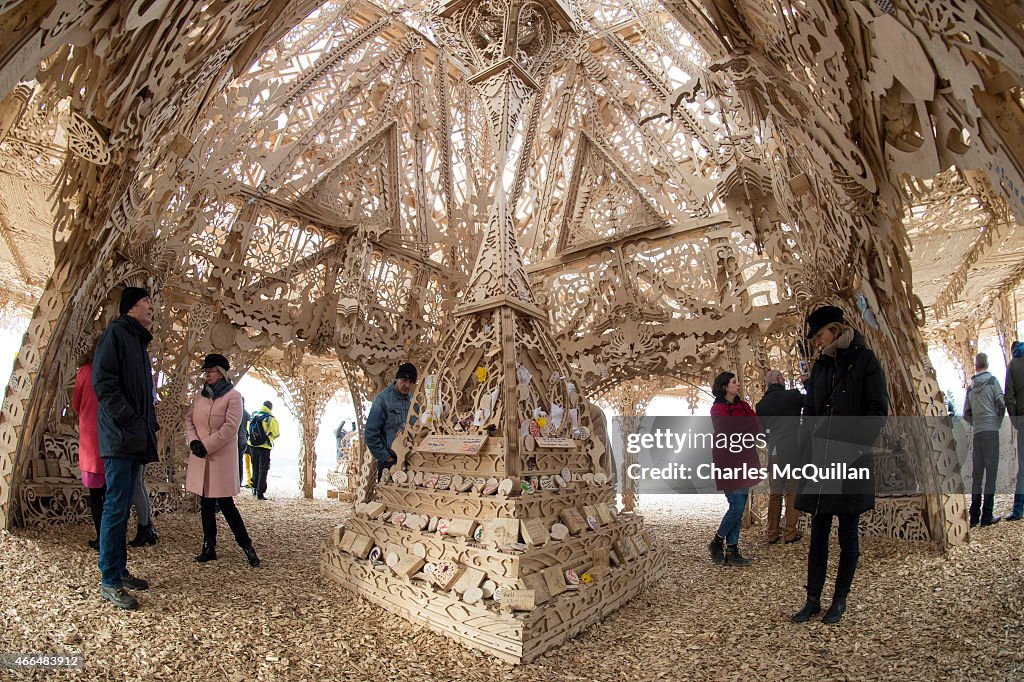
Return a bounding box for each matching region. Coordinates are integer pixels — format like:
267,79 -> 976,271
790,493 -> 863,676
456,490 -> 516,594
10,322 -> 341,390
92,286 -> 160,610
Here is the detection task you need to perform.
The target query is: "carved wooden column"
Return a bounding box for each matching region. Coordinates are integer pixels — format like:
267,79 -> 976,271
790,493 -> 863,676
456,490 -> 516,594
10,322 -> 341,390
257,353 -> 346,499
600,380 -> 657,512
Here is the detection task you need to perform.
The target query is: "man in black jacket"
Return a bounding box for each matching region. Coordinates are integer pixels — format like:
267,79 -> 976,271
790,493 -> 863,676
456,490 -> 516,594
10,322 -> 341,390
756,369 -> 804,544
1004,341 -> 1024,521
92,287 -> 160,610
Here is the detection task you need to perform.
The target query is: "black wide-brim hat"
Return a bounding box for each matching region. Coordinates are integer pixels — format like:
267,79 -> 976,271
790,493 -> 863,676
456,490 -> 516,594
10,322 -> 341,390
805,305 -> 844,338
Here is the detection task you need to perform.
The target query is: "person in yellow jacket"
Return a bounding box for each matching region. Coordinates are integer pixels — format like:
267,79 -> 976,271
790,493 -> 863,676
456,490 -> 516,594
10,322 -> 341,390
247,401 -> 280,500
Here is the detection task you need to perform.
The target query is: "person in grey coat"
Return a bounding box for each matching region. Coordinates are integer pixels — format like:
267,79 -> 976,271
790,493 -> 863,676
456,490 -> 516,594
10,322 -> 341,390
964,352 -> 1005,527
364,363 -> 416,480
1004,341 -> 1024,521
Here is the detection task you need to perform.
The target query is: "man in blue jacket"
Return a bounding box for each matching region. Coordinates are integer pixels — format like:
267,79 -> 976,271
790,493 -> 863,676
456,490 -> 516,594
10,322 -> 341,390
92,287 -> 160,610
364,363 -> 416,480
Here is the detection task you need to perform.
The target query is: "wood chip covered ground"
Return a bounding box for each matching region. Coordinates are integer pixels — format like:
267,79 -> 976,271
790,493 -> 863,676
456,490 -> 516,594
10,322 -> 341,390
2,495 -> 1023,681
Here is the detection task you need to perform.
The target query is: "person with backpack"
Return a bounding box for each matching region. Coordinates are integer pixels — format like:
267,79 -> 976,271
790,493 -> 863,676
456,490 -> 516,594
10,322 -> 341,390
247,400 -> 280,500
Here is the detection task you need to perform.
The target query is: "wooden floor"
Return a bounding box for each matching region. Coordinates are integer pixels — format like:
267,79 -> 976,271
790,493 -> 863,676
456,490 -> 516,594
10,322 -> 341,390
1,494 -> 1022,680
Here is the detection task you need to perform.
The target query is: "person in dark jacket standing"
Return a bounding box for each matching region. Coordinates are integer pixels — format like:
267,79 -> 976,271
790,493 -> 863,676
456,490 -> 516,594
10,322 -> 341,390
365,363 -> 416,481
1004,341 -> 1024,521
756,369 -> 804,544
708,371 -> 763,567
237,399 -> 250,487
792,305 -> 887,625
92,287 -> 160,610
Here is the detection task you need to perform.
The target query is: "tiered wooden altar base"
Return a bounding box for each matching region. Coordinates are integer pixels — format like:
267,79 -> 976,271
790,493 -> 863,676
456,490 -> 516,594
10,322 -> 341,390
322,541 -> 668,664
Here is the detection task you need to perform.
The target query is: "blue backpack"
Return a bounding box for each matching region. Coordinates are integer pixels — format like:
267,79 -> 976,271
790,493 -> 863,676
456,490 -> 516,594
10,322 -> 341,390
248,412 -> 271,447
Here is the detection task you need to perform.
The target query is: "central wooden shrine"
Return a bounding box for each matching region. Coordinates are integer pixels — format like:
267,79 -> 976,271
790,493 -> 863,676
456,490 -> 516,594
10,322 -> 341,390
321,435 -> 666,663
320,0 -> 666,661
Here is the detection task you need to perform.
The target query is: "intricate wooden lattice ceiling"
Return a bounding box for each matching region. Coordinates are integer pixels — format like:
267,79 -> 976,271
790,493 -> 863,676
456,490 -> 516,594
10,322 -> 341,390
0,0 -> 1020,547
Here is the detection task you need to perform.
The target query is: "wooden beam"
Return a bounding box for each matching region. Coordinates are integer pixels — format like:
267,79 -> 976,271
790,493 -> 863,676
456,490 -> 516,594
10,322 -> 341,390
526,211 -> 730,275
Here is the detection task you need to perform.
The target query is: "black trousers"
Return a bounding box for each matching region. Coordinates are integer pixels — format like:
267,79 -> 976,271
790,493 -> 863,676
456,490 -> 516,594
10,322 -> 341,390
87,486 -> 106,537
806,512 -> 860,599
250,446 -> 271,496
200,496 -> 251,547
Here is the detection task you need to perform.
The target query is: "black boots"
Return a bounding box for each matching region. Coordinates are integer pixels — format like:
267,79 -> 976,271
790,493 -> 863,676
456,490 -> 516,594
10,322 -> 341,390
196,540 -> 259,567
822,554 -> 858,624
793,552 -> 858,624
129,523 -> 158,547
822,598 -> 846,624
791,596 -> 821,623
709,536 -> 751,566
194,540 -> 217,562
243,544 -> 261,567
792,545 -> 827,623
725,545 -> 751,567
708,534 -> 725,565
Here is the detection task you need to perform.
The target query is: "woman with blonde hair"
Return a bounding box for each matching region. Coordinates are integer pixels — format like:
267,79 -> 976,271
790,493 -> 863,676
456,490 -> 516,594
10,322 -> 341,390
185,354 -> 260,567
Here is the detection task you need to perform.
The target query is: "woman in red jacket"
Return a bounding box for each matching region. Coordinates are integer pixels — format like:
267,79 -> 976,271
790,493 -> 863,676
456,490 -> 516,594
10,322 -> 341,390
72,343 -> 104,550
708,371 -> 763,567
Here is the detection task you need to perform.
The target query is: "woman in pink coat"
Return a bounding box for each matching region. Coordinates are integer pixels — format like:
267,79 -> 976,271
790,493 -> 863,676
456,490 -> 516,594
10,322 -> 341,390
185,354 -> 260,567
73,342 -> 104,550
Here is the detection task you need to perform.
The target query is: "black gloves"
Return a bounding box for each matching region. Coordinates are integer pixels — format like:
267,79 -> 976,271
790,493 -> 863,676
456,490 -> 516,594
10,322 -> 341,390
189,440 -> 208,458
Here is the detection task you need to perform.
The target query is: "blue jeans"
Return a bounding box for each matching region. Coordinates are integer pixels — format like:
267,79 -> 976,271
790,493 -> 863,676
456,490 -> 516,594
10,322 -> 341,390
98,457 -> 141,587
1013,424 -> 1024,516
717,489 -> 749,545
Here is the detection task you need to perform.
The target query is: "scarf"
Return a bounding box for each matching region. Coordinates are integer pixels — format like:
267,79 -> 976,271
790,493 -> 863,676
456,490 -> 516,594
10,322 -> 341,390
202,377 -> 233,400
822,327 -> 855,358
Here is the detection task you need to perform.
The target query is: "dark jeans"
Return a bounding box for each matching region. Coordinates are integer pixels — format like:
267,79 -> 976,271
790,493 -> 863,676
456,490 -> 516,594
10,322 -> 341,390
200,496 -> 252,547
98,457 -> 141,587
970,431 -> 1000,523
1012,422 -> 1024,517
87,486 -> 106,538
250,446 -> 271,496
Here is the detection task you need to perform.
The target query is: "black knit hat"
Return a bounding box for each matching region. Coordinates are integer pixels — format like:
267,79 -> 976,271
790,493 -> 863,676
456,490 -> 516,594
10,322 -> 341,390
395,362 -> 417,382
119,287 -> 150,315
805,305 -> 844,338
202,353 -> 230,375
